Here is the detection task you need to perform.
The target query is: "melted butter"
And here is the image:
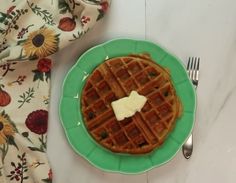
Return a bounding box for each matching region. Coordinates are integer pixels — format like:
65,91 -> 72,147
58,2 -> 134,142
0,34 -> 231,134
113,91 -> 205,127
111,91 -> 147,121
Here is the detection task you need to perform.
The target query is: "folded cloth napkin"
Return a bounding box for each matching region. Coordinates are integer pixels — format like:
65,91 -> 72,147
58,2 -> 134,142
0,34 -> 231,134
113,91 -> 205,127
0,0 -> 110,182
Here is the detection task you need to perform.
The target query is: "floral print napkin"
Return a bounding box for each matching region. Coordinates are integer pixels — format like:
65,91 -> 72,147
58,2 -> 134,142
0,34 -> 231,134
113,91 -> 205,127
0,0 -> 110,182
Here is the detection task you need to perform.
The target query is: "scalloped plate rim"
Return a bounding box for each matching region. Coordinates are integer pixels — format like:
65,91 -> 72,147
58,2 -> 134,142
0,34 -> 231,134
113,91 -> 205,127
59,38 -> 196,174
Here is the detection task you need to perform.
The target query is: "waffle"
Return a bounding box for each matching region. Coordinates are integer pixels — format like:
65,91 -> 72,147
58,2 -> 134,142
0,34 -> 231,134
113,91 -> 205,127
81,54 -> 182,154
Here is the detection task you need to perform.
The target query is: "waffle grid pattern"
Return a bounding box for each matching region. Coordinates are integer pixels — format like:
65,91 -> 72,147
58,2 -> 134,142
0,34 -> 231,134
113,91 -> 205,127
81,55 -> 181,154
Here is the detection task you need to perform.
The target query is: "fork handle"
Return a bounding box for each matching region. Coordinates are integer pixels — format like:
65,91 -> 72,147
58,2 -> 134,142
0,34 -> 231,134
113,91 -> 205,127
182,134 -> 193,159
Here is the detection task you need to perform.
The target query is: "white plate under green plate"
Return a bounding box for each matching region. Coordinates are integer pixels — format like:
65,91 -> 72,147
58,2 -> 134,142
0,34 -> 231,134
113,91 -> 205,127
59,39 -> 196,174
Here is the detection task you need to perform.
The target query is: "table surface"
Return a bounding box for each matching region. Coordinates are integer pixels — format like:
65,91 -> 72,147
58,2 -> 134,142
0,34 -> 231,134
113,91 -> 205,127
47,0 -> 236,182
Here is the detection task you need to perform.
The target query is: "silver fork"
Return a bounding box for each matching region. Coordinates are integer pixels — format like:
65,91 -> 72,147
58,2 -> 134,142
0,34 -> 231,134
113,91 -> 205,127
182,57 -> 200,159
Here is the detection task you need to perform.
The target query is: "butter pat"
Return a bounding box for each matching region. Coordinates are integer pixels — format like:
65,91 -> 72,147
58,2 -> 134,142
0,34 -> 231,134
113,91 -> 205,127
111,91 -> 147,121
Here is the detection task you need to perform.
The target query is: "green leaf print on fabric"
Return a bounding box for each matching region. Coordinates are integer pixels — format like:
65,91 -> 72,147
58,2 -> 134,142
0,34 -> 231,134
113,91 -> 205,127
96,2 -> 109,21
27,1 -> 55,25
0,12 -> 7,23
45,72 -> 50,82
58,0 -> 71,14
0,7 -> 29,35
7,135 -> 19,150
21,132 -> 33,144
28,146 -> 45,153
42,178 -> 52,183
87,0 -> 101,4
32,70 -> 44,82
69,29 -> 89,41
18,87 -> 35,108
96,9 -> 105,21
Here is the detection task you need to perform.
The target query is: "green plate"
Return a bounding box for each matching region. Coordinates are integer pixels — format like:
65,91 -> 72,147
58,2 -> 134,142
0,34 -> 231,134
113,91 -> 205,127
59,39 -> 196,174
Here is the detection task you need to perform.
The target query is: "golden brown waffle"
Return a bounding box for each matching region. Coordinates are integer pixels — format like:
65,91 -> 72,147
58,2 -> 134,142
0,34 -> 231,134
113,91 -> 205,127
81,54 -> 182,154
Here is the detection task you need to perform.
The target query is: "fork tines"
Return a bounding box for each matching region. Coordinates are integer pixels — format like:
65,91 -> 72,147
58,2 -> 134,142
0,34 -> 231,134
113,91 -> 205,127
187,57 -> 200,87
